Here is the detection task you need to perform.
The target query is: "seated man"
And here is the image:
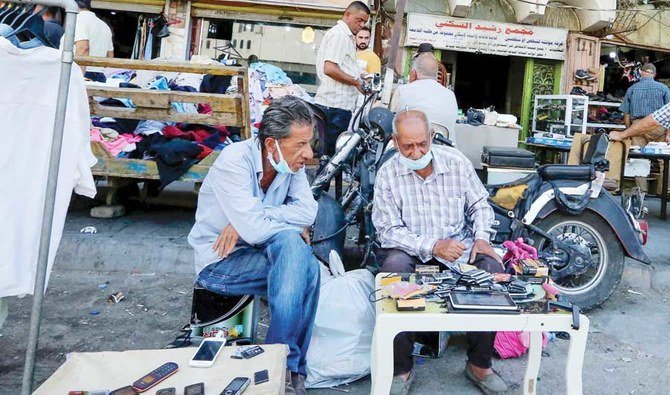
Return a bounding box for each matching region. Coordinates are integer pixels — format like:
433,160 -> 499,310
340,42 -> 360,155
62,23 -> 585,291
371,110 -> 508,395
188,96 -> 319,395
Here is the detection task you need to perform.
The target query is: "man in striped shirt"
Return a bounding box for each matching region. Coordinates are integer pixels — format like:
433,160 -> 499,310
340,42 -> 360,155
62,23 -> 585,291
315,1 -> 370,155
372,110 -> 508,395
618,63 -> 670,193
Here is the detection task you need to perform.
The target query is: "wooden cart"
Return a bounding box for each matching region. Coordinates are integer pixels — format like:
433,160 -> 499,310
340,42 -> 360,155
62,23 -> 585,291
75,56 -> 250,216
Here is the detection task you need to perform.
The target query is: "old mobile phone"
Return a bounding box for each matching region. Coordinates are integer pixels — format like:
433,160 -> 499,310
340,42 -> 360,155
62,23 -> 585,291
109,386 -> 138,395
254,369 -> 269,385
156,389 -> 176,395
184,382 -> 205,395
189,337 -> 226,367
132,362 -> 179,392
220,377 -> 250,395
241,345 -> 264,359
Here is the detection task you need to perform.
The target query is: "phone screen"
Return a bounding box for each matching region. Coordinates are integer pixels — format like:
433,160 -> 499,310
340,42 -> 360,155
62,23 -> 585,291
227,378 -> 249,391
193,340 -> 224,361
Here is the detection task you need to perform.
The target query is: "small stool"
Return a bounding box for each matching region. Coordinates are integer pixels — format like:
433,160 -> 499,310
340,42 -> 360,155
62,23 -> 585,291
190,286 -> 261,343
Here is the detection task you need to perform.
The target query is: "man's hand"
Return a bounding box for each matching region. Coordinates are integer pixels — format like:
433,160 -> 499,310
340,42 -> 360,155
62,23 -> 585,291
212,224 -> 239,259
609,130 -> 627,141
354,78 -> 366,95
469,239 -> 502,264
301,227 -> 311,245
433,239 -> 466,262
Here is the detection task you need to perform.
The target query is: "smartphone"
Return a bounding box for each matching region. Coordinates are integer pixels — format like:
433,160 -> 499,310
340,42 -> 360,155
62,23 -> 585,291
189,337 -> 226,368
254,369 -> 269,385
156,389 -> 176,395
220,377 -> 250,395
184,382 -> 205,395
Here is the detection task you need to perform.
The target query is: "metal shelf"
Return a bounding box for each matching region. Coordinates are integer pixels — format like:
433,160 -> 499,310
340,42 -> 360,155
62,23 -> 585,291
588,101 -> 622,107
585,123 -> 626,129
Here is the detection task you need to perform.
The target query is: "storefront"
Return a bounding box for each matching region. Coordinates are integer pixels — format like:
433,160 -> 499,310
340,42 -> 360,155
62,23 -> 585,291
92,0 -> 166,59
188,0 -> 350,94
404,13 -> 567,139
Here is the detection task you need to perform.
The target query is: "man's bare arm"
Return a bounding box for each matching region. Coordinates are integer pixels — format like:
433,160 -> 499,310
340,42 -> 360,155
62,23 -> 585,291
75,40 -> 90,73
609,114 -> 660,141
324,61 -> 364,93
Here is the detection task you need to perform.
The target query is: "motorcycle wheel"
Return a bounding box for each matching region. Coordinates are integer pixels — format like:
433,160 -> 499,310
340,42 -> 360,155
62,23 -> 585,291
533,211 -> 624,310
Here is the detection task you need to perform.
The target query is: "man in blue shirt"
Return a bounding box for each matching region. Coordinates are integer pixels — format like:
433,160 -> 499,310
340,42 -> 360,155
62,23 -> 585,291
619,63 -> 670,193
188,96 -> 319,395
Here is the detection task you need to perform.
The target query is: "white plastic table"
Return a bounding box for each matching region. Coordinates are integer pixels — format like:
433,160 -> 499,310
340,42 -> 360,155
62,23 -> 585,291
370,274 -> 590,395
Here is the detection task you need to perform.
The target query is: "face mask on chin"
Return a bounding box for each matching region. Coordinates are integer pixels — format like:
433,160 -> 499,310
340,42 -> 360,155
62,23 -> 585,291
398,146 -> 433,171
267,139 -> 297,174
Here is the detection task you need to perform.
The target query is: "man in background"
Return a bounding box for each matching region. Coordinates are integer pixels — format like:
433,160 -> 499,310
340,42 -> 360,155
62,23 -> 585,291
391,53 -> 458,136
315,1 -> 370,155
618,63 -> 670,194
42,6 -> 64,47
355,26 -> 380,75
70,0 -> 114,82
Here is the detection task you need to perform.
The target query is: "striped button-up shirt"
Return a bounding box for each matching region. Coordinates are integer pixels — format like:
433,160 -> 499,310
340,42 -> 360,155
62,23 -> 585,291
652,102 -> 670,128
315,20 -> 359,111
372,146 -> 495,265
620,77 -> 670,119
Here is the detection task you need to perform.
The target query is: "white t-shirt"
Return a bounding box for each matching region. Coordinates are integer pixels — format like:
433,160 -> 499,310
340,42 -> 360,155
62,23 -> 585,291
391,79 -> 459,135
0,37 -> 97,298
72,10 -> 114,72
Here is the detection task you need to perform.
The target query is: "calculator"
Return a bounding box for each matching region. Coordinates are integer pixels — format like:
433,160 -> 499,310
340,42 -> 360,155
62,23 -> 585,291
132,362 -> 179,392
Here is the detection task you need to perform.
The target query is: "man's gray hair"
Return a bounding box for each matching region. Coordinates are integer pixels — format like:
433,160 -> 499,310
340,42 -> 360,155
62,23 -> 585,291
258,96 -> 314,144
410,53 -> 438,80
392,109 -> 431,137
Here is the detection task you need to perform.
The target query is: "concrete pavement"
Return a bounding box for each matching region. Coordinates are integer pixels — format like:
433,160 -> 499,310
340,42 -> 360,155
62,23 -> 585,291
0,192 -> 668,394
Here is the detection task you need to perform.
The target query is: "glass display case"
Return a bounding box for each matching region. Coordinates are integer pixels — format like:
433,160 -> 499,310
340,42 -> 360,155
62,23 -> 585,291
532,95 -> 588,137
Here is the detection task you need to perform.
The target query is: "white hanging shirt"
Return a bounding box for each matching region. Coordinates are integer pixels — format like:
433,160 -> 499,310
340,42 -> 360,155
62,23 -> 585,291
0,37 -> 97,298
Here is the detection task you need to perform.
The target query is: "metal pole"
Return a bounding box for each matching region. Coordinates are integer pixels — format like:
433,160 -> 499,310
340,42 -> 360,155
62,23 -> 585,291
15,0 -> 78,392
381,0 -> 407,105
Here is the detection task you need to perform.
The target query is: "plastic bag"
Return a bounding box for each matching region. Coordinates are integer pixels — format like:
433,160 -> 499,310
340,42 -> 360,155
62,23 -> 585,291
305,251 -> 375,388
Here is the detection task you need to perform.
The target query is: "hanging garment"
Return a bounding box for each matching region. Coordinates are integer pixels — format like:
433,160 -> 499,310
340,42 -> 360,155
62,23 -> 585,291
0,37 -> 96,298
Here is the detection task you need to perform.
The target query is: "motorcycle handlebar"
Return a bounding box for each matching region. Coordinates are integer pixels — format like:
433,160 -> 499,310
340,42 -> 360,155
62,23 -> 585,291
433,133 -> 454,147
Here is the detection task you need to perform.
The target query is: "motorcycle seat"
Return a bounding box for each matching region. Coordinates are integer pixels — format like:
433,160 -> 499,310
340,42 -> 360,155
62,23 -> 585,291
487,173 -> 541,211
538,164 -> 595,182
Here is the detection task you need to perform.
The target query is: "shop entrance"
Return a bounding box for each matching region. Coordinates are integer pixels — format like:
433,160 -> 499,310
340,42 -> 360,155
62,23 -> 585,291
96,10 -> 161,59
453,52 -> 510,111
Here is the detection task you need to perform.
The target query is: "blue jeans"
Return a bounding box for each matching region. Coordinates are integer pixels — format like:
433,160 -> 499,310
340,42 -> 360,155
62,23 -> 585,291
196,230 -> 320,376
317,105 -> 352,156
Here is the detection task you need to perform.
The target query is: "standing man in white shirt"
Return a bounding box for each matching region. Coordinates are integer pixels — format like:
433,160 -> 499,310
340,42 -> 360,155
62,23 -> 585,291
390,53 -> 458,136
315,1 -> 370,155
72,0 -> 113,82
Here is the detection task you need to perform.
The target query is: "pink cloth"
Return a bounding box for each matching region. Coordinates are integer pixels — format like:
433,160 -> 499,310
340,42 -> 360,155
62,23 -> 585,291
90,128 -> 140,157
494,331 -> 549,359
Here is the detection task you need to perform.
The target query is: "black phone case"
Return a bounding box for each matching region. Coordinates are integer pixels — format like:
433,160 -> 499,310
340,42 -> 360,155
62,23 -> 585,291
254,369 -> 269,384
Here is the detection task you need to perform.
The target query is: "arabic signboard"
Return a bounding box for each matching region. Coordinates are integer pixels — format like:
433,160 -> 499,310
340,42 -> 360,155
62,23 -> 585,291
406,13 -> 568,61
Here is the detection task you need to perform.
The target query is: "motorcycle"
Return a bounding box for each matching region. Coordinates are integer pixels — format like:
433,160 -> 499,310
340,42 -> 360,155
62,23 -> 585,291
486,132 -> 650,309
310,86 -> 650,309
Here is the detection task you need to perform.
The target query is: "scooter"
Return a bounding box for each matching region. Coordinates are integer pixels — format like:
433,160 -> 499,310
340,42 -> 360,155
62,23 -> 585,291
486,132 -> 650,309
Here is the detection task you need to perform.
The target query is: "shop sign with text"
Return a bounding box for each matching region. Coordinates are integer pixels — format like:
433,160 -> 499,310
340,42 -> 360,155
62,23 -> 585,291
406,13 -> 568,60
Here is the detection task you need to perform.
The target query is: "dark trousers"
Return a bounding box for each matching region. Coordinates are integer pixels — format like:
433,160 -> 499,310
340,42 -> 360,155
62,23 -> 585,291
378,248 -> 505,375
316,105 -> 352,156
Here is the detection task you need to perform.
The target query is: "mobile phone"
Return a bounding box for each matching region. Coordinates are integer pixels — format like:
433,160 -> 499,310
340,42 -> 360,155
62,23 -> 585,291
241,345 -> 264,359
156,389 -> 176,395
184,382 -> 205,395
109,386 -> 137,395
220,377 -> 250,395
254,369 -> 269,385
132,362 -> 179,392
189,337 -> 226,368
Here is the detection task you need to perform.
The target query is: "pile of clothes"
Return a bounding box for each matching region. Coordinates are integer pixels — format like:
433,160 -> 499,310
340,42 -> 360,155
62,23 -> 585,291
234,61 -> 312,135
88,69 -> 235,189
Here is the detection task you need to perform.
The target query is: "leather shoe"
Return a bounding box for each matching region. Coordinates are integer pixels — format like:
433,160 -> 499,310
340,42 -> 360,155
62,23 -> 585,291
464,363 -> 508,394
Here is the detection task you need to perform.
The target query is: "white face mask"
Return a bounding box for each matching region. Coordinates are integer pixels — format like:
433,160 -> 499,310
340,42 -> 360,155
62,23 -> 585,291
398,141 -> 433,171
267,139 -> 296,174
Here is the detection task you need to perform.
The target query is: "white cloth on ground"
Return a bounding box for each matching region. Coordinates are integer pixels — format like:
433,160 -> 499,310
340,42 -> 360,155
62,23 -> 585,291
0,37 -> 97,298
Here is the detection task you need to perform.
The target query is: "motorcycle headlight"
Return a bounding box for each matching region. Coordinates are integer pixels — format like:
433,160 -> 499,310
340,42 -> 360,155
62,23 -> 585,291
335,131 -> 355,153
